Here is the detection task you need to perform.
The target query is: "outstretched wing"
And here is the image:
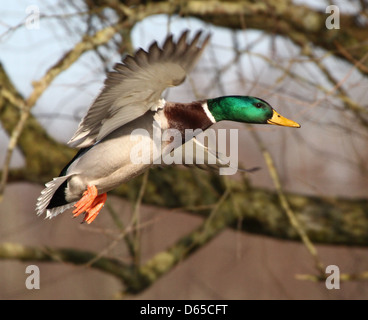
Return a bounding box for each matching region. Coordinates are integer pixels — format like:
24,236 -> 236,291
68,30 -> 210,148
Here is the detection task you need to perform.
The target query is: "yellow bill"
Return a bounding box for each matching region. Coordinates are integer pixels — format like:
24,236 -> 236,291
267,110 -> 301,128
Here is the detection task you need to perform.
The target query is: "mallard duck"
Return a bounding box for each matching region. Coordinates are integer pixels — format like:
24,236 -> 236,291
36,31 -> 300,224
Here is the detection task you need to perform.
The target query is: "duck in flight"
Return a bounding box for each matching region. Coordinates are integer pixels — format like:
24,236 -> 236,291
36,30 -> 300,224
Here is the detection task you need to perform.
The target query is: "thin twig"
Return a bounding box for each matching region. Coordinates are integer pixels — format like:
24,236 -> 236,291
130,170 -> 150,266
83,216 -> 158,269
250,130 -> 325,275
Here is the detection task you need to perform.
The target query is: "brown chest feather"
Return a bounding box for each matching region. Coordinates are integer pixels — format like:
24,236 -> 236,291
164,101 -> 213,139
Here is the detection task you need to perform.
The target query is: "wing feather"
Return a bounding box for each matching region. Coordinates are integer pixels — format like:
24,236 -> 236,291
68,30 -> 210,148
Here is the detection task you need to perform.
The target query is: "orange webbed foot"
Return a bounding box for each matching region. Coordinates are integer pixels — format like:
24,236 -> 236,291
72,185 -> 107,224
73,185 -> 98,217
84,193 -> 107,224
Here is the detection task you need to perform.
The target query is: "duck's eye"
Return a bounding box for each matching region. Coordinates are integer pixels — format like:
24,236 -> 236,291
255,103 -> 263,108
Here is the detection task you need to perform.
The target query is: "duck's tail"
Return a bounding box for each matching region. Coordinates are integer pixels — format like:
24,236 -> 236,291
35,174 -> 76,220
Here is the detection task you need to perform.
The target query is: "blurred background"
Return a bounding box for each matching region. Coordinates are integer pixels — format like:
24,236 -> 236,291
1,0 -> 368,299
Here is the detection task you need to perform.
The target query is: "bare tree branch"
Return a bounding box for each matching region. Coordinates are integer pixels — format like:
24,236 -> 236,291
1,0 -> 368,297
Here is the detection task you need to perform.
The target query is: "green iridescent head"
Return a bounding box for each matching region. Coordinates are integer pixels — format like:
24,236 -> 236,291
207,95 -> 300,127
